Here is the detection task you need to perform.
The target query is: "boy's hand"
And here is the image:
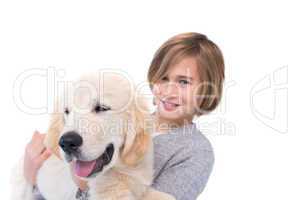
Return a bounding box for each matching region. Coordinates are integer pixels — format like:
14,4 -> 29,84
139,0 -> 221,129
23,130 -> 52,185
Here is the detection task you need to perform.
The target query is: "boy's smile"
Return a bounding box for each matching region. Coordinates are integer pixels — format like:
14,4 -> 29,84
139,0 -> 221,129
160,99 -> 180,112
152,56 -> 201,127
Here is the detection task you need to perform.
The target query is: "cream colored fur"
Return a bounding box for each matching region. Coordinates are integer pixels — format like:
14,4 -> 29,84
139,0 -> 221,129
11,72 -> 175,200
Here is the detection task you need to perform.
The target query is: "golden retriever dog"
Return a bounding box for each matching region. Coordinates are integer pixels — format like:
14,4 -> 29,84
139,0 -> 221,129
11,72 -> 175,200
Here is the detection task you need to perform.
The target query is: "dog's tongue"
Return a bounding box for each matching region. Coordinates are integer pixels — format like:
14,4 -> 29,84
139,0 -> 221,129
74,160 -> 97,177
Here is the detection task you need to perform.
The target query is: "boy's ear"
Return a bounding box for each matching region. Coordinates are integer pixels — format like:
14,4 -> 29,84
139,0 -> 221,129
44,112 -> 64,159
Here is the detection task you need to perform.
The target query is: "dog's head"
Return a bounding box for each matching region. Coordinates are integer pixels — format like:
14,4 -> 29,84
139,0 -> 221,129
44,72 -> 151,180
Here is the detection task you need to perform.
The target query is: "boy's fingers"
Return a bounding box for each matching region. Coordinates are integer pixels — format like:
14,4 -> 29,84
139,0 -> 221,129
32,130 -> 41,138
32,132 -> 46,144
39,149 -> 52,162
31,137 -> 46,151
33,145 -> 46,157
32,132 -> 38,140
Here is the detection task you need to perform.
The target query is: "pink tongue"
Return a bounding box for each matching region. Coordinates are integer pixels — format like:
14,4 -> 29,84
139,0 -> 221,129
74,160 -> 97,177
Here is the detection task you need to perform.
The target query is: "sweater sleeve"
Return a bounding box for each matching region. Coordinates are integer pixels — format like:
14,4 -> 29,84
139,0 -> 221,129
151,147 -> 214,200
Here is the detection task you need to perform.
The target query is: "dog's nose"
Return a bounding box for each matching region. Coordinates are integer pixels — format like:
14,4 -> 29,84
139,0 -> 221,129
59,131 -> 83,154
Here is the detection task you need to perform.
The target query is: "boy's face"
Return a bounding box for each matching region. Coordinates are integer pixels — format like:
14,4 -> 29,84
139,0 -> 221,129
152,56 -> 201,125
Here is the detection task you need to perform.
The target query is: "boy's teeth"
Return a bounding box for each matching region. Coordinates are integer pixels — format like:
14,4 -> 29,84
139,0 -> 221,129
163,101 -> 178,110
165,101 -> 178,106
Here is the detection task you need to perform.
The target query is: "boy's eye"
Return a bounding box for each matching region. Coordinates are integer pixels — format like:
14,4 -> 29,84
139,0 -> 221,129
161,76 -> 168,81
179,79 -> 190,85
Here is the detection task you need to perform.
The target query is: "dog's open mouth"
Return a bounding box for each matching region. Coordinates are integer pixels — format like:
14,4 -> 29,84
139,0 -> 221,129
73,143 -> 114,178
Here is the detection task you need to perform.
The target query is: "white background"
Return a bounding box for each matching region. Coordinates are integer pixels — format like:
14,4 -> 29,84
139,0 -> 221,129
0,0 -> 298,199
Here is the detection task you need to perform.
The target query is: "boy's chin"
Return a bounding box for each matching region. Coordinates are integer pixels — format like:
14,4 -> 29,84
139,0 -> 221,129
158,108 -> 194,124
158,109 -> 184,120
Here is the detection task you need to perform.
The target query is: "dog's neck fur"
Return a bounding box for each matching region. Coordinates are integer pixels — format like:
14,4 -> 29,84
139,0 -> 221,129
88,141 -> 154,200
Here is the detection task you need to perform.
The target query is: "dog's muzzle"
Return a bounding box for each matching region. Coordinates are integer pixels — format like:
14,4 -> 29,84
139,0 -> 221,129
58,131 -> 115,178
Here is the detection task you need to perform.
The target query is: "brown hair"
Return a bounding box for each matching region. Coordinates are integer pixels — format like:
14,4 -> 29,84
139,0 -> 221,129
147,32 -> 225,116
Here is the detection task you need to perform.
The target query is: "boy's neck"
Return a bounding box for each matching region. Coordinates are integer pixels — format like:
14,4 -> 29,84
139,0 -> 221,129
152,112 -> 194,133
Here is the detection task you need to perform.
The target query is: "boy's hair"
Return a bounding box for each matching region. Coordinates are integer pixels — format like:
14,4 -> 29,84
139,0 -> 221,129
147,32 -> 225,116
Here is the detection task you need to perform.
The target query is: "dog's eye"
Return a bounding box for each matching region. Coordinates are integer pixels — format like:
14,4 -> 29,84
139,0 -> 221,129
93,103 -> 111,113
64,107 -> 70,115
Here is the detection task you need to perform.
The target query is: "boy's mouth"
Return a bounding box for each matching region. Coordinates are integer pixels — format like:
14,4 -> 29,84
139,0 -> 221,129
161,100 -> 180,111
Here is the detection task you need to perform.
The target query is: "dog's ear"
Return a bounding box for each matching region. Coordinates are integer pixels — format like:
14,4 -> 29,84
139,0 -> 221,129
44,103 -> 64,159
120,96 -> 151,167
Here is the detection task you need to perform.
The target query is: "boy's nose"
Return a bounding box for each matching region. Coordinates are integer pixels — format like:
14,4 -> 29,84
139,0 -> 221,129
162,82 -> 179,96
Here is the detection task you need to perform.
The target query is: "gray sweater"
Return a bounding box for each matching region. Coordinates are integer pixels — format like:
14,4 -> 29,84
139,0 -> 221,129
34,123 -> 214,200
151,123 -> 214,200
